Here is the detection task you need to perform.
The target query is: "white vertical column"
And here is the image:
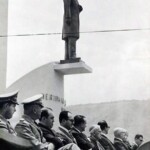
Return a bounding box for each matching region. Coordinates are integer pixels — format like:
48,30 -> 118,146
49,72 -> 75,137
0,0 -> 8,93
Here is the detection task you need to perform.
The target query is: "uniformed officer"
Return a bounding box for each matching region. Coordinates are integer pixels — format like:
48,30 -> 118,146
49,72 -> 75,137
15,94 -> 54,150
0,90 -> 18,135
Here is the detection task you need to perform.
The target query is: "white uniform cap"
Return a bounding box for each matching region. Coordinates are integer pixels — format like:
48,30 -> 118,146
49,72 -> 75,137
0,90 -> 19,104
21,94 -> 44,107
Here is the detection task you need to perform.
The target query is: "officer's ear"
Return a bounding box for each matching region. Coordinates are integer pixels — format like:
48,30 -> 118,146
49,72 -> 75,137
61,118 -> 67,124
1,103 -> 10,112
41,116 -> 47,121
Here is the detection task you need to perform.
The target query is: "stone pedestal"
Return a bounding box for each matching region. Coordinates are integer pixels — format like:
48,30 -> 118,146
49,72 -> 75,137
54,61 -> 92,75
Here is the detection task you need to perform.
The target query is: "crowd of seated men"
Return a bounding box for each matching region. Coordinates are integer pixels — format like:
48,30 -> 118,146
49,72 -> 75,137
0,91 -> 144,150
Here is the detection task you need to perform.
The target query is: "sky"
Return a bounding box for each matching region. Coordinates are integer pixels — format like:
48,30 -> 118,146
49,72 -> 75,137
7,0 -> 150,105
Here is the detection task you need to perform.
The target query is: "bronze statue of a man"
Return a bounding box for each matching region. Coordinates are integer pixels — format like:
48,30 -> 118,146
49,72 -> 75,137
62,0 -> 83,60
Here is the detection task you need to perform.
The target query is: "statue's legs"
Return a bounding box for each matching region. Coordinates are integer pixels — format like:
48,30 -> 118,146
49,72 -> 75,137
65,37 -> 77,60
68,37 -> 77,59
65,39 -> 69,60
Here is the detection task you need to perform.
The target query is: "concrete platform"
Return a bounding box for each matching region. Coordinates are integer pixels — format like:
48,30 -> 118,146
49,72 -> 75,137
54,61 -> 92,75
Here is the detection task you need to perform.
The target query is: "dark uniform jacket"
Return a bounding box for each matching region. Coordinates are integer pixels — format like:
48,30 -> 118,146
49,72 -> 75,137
0,115 -> 16,135
99,134 -> 116,150
62,0 -> 82,39
114,138 -> 129,150
70,127 -> 93,150
15,115 -> 47,149
38,123 -> 64,150
57,126 -> 77,145
0,115 -> 40,150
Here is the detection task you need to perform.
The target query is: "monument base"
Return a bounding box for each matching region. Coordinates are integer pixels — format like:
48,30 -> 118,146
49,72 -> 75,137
60,57 -> 81,64
54,61 -> 92,75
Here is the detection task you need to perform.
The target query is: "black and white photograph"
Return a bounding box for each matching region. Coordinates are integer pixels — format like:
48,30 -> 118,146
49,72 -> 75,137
0,0 -> 150,149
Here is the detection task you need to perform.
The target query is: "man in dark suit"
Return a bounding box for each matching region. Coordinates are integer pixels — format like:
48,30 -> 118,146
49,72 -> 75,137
70,115 -> 93,150
56,110 -> 80,150
132,134 -> 143,150
38,108 -> 64,150
57,111 -> 76,145
113,127 -> 129,150
98,120 -> 116,150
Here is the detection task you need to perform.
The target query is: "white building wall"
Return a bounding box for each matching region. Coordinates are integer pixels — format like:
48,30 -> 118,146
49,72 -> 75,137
6,61 -> 91,128
0,0 -> 8,93
7,62 -> 65,128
